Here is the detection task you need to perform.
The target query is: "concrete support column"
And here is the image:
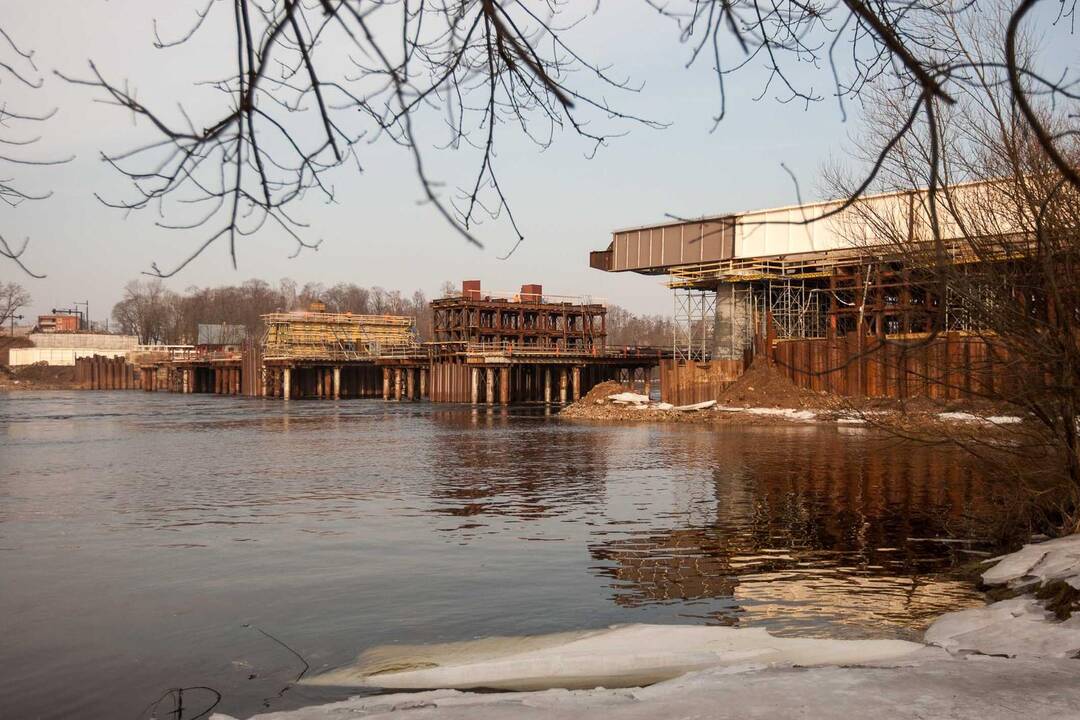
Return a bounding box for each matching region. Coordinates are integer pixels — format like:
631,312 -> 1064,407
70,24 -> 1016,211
544,368 -> 552,403
182,369 -> 189,394
382,368 -> 391,400
471,367 -> 480,405
572,366 -> 581,402
420,368 -> 427,400
333,366 -> 341,400
261,368 -> 269,398
714,282 -> 753,359
233,367 -> 241,395
499,367 -> 510,405
485,367 -> 495,404
406,368 -> 416,401
559,368 -> 568,404
283,367 -> 292,400
394,368 -> 402,401
643,372 -> 652,399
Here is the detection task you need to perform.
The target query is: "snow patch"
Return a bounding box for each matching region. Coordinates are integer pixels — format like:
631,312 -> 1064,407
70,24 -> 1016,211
937,412 -> 1023,425
716,406 -> 817,421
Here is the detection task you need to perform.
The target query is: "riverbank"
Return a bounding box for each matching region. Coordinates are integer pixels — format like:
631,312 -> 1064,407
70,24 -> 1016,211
560,365 -> 1028,435
0,363 -> 76,391
216,534 -> 1080,720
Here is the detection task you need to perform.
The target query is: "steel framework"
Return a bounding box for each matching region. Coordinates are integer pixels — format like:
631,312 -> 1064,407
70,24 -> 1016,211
759,280 -> 828,339
673,288 -> 716,362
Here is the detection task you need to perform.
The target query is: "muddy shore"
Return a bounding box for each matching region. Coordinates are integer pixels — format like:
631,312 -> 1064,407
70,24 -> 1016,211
559,365 -> 1030,436
0,364 -> 76,391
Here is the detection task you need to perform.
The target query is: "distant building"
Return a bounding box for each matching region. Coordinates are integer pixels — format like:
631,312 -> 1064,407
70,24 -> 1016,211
36,314 -> 80,333
9,333 -> 139,366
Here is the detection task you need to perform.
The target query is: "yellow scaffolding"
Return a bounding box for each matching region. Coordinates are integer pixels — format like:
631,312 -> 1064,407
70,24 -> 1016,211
262,311 -> 417,360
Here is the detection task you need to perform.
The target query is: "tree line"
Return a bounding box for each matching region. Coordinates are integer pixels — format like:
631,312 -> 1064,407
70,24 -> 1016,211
109,278 -> 673,348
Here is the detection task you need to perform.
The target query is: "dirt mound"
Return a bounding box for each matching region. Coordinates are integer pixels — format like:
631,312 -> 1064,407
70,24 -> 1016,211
715,361 -> 823,408
0,362 -> 76,390
579,380 -> 631,405
0,336 -> 33,365
561,380 -> 647,419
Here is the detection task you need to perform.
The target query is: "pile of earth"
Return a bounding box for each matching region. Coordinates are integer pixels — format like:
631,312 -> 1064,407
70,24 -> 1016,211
715,361 -> 824,408
0,335 -> 33,366
0,362 -> 76,390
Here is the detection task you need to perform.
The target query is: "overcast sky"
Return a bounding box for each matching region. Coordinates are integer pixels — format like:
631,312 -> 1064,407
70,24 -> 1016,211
3,1 -> 901,321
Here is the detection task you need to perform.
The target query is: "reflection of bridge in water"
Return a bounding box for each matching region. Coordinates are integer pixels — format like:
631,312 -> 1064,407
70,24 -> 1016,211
587,428 -> 994,635
417,419 -> 998,636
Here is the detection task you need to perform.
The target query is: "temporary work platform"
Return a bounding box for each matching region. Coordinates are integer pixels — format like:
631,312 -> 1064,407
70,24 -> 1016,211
262,310 -> 418,361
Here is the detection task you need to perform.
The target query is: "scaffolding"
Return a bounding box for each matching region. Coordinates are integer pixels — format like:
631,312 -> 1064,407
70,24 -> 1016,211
673,288 -> 716,362
759,279 -> 828,339
261,311 -> 417,360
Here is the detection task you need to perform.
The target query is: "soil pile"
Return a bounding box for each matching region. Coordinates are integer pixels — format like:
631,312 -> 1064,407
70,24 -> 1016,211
0,336 -> 33,366
716,362 -> 824,408
579,380 -> 631,405
561,381 -> 636,419
0,362 -> 77,390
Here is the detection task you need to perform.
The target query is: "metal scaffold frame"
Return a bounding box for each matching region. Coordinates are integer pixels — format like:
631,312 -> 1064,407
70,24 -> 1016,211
759,279 -> 828,340
673,287 -> 716,362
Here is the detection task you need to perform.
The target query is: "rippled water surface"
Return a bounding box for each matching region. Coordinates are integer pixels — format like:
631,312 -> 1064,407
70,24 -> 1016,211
1,391 -> 996,718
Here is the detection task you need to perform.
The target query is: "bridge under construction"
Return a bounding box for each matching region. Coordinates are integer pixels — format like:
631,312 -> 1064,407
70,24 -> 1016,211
107,283 -> 663,405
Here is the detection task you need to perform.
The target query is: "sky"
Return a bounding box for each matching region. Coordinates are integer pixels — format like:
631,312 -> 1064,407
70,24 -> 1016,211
0,0 -> 995,322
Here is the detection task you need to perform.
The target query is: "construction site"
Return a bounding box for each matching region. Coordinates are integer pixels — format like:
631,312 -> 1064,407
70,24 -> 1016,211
590,180 -> 1040,405
91,284 -> 663,404
52,180 -> 1048,408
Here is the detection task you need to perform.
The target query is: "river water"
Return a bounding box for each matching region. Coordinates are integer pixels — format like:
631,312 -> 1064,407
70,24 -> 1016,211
0,391 -> 998,719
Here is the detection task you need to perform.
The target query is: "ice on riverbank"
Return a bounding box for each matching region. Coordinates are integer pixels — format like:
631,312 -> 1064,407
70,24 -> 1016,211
299,624 -> 921,691
225,536 -> 1080,720
926,596 -> 1080,657
925,533 -> 1080,658
219,655 -> 1080,719
980,533 -> 1080,589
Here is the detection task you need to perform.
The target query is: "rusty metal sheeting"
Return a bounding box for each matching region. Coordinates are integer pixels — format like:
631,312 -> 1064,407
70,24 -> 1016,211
74,355 -> 138,390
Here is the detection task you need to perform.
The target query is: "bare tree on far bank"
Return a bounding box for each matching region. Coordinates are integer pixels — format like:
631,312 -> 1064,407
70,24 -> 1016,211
0,280 -> 30,331
825,8 -> 1080,532
111,277 -> 672,349
54,1 -> 1076,276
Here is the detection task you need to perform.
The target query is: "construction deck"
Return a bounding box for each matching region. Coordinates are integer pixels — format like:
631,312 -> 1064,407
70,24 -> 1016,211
108,283 -> 664,405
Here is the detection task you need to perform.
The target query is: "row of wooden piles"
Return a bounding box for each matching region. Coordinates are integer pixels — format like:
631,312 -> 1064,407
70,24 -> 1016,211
74,355 -> 138,390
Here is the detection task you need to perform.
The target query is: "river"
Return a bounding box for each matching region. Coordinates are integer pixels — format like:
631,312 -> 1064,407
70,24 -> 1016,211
0,391 -> 998,718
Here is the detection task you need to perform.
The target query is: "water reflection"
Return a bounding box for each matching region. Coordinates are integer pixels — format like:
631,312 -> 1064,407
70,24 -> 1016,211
426,409 -> 608,522
0,393 -> 997,720
585,428 -> 989,636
